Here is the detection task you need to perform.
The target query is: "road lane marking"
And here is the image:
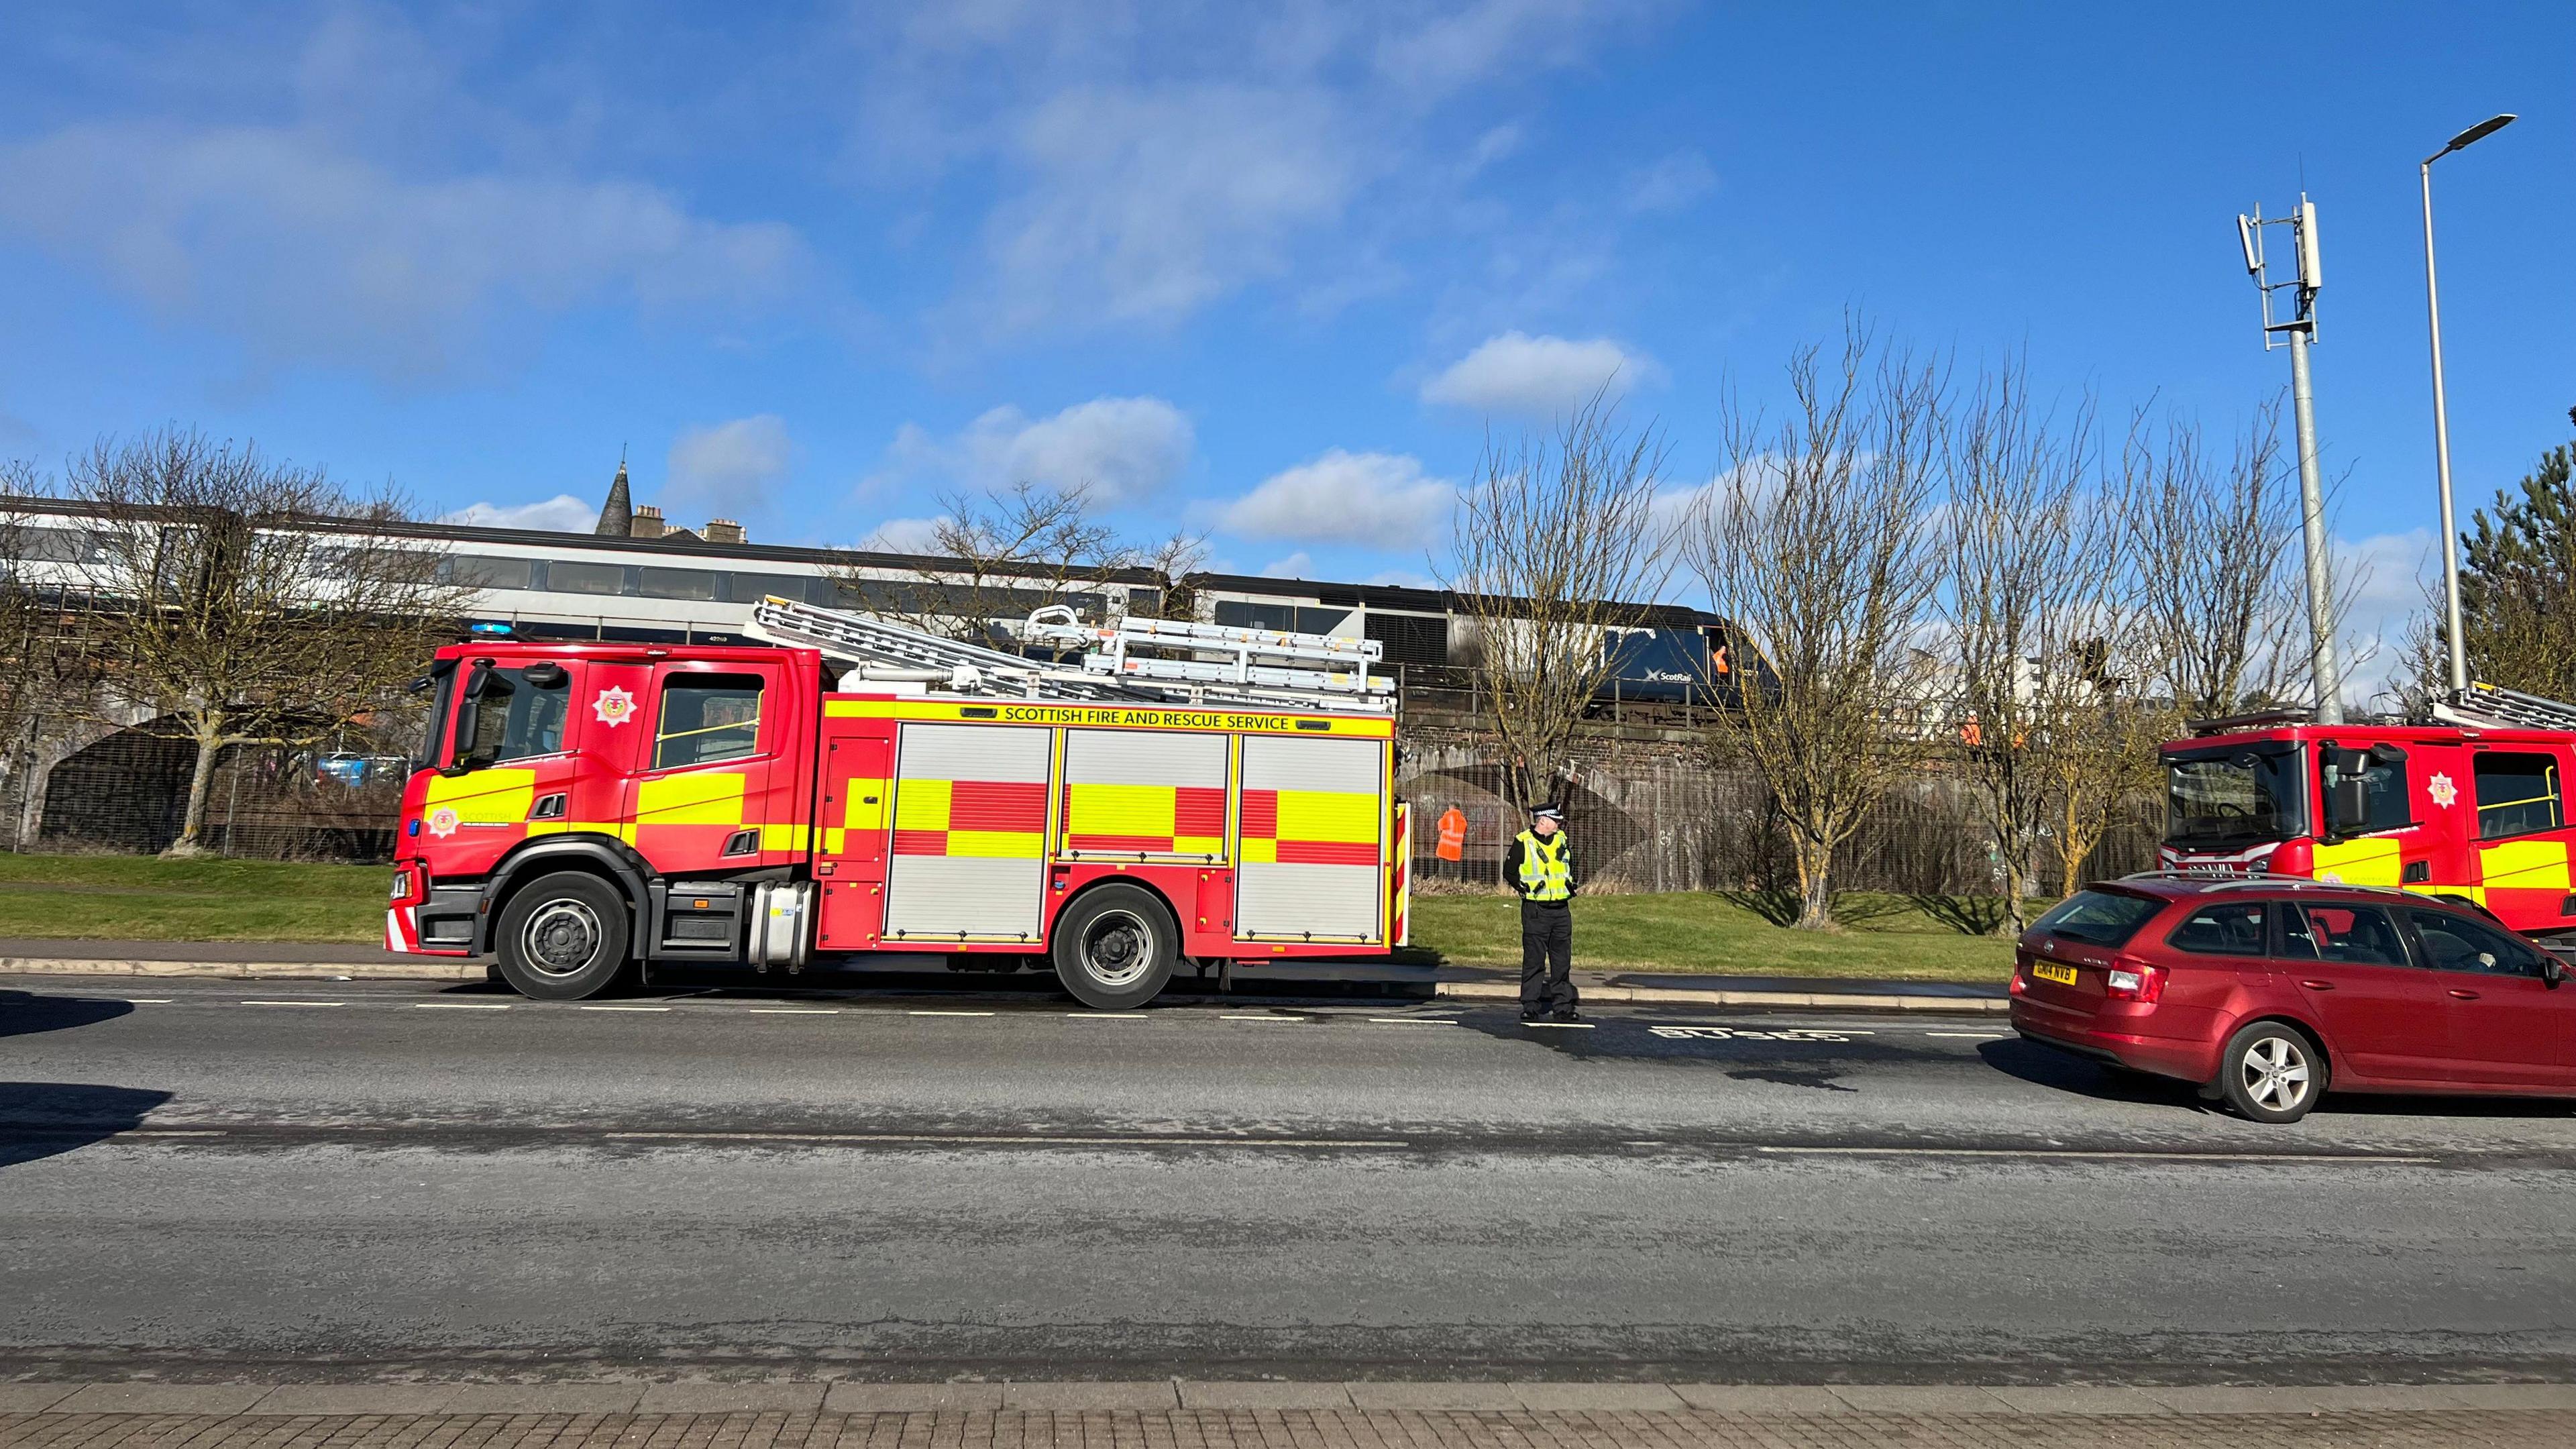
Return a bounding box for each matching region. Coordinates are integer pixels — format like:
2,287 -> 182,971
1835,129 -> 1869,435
600,1129 -> 1406,1148
1755,1145 -> 2439,1165
1220,1014 -> 1309,1022
1926,1031 -> 2009,1038
1368,1018 -> 1456,1025
1065,1013 -> 1149,1020
125,1130 -> 228,1138
753,1008 -> 841,1015
241,1000 -> 344,1008
907,1010 -> 992,1016
414,1002 -> 513,1010
580,1005 -> 672,1012
1523,1021 -> 1594,1029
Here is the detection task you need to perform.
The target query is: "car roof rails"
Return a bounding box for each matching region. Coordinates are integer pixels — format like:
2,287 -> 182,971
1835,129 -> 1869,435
2112,871 -> 2426,902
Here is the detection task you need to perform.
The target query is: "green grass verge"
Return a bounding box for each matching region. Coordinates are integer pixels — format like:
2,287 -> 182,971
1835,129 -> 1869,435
0,851 -> 388,943
0,852 -> 2025,980
1402,890 -> 2019,983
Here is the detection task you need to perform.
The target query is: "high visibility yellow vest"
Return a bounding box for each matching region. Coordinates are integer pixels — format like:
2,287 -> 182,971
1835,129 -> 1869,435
1514,830 -> 1572,902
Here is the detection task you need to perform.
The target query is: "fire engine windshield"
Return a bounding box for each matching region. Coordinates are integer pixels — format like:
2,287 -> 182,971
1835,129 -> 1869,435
2166,744 -> 2307,849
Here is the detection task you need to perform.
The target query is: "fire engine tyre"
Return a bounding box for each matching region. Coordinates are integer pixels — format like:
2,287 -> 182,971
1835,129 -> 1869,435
1052,883 -> 1179,1011
494,871 -> 635,1001
2213,1020 -> 2327,1124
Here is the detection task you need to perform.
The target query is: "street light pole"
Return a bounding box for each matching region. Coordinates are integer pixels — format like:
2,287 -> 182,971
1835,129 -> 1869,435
2422,112 -> 2516,698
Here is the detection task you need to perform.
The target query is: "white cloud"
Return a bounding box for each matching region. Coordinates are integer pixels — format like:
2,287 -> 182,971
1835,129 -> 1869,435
441,494 -> 598,533
1419,331 -> 1658,416
982,85 -> 1361,333
2337,528 -> 2435,706
1260,551 -> 1316,580
874,396 -> 1195,504
1626,150 -> 1715,213
664,415 -> 793,517
0,123 -> 809,380
1220,450 -> 1455,549
864,515 -> 949,553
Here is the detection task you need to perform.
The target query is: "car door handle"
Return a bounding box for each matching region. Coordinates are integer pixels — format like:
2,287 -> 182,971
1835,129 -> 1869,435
2448,988 -> 2480,1000
2300,979 -> 2334,991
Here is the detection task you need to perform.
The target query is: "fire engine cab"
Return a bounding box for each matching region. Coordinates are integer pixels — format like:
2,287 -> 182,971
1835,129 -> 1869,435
386,598 -> 1410,1009
2161,682 -> 2576,940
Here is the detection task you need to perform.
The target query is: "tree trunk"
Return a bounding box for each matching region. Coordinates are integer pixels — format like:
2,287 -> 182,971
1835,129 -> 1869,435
1790,832 -> 1837,931
163,733 -> 223,859
2058,794 -> 2088,901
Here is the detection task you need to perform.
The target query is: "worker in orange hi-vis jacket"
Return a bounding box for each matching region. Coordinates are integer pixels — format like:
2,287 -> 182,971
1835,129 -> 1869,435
1503,802 -> 1578,1022
1434,805 -> 1467,868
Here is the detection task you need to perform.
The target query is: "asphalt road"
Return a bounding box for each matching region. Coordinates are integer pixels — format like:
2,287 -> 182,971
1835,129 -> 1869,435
5,973 -> 2575,1385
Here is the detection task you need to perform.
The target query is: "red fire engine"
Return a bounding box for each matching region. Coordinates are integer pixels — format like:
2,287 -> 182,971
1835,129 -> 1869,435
2159,682 -> 2576,939
386,598 -> 1411,1009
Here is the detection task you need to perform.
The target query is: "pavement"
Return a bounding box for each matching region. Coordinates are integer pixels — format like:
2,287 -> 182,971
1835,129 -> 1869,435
7,973 -> 2575,1395
0,939 -> 2009,1012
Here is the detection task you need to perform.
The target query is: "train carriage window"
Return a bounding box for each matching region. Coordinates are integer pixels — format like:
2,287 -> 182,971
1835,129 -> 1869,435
2473,752 -> 2563,839
653,674 -> 765,769
637,566 -> 718,600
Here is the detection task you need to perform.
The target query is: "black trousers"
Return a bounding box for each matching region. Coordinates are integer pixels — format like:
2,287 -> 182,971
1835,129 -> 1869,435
1519,899 -> 1575,1014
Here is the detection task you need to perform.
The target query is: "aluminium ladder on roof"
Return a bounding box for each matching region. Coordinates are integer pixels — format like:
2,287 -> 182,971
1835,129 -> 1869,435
2431,682 -> 2576,733
1020,606 -> 1397,712
744,596 -> 1397,715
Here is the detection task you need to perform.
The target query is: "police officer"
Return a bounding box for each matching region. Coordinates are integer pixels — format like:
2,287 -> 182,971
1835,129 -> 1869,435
1504,802 -> 1578,1022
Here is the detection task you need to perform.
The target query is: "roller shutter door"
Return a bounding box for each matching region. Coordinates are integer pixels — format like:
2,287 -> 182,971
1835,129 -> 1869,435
884,723 -> 1050,942
1061,729 -> 1229,861
1236,735 -> 1385,942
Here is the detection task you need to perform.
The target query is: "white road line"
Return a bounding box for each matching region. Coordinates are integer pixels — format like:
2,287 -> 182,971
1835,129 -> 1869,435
599,1129 -> 1407,1148
752,1008 -> 841,1015
908,1010 -> 993,1017
580,1004 -> 672,1012
125,1130 -> 228,1138
241,1000 -> 344,1008
123,999 -> 174,1004
1523,1021 -> 1594,1030
414,1002 -> 513,1010
1367,1018 -> 1456,1026
1065,1013 -> 1149,1020
1755,1145 -> 2438,1165
1220,1014 -> 1309,1022
1926,1031 -> 2009,1038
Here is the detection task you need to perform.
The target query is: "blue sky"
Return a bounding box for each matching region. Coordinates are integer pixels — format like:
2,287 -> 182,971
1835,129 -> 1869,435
1,1 -> 2569,696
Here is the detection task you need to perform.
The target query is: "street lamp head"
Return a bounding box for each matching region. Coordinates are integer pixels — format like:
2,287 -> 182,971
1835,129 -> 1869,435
2440,113 -> 2517,157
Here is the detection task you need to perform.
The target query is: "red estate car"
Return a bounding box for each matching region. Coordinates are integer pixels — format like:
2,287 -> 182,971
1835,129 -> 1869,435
2010,874 -> 2576,1122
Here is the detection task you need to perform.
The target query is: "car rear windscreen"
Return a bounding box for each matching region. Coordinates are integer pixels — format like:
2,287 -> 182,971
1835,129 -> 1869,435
2031,890 -> 2164,947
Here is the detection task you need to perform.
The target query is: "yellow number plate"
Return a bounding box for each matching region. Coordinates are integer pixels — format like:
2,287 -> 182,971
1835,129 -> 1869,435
2031,961 -> 2079,986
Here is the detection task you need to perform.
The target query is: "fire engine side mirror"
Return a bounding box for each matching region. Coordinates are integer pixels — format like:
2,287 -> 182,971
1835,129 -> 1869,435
2325,776 -> 2369,837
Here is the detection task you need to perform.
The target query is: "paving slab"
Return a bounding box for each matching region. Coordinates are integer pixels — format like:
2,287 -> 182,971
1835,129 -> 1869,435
1002,1381 -> 1179,1410
1346,1382 -> 1523,1410
1178,1382 -> 1356,1409
53,1384 -> 269,1415
247,1385 -> 462,1415
2148,1386 -> 2332,1414
0,1387 -> 80,1413
1669,1386 -> 1849,1413
1829,1385 -> 2017,1413
1988,1387 -> 2173,1415
1508,1383 -> 1686,1410
822,1383 -> 1004,1412
2300,1385 -> 2477,1411
633,1383 -> 828,1414
435,1383 -> 643,1414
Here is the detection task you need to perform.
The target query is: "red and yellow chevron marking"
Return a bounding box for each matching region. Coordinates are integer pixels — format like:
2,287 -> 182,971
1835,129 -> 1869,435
1240,787 -> 1379,866
1063,783 -> 1226,855
892,778 -> 1047,859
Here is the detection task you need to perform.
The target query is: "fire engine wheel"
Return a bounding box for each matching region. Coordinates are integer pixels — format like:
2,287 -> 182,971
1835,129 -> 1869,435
1052,883 -> 1179,1011
494,871 -> 634,1001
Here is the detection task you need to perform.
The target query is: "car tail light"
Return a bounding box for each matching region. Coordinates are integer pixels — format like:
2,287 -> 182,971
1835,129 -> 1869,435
2103,958 -> 2167,1004
389,863 -> 426,907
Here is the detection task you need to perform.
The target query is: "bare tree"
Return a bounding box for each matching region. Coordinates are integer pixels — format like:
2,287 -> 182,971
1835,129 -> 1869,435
1440,394 -> 1674,808
61,429 -> 468,857
1692,326 -> 1945,930
847,481 -> 1179,641
1937,362 -> 2113,928
2120,402 -> 2310,718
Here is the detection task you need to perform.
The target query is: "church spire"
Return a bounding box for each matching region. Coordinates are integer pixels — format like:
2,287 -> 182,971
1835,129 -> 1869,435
594,453 -> 633,537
